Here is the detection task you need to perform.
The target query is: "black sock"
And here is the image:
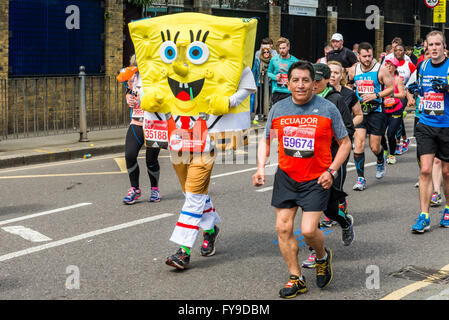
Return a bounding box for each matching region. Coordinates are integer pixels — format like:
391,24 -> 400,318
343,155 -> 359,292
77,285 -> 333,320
376,149 -> 384,164
353,153 -> 365,178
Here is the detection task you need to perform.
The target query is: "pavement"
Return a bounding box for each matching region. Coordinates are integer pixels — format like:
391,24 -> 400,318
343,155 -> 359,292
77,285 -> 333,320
0,128 -> 129,169
0,122 -> 267,169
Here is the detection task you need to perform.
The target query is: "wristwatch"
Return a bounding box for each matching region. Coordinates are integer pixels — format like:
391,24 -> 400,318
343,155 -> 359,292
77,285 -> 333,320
327,168 -> 338,179
375,92 -> 380,99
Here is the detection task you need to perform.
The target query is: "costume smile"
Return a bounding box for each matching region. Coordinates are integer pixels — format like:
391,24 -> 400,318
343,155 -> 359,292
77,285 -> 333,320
168,77 -> 205,101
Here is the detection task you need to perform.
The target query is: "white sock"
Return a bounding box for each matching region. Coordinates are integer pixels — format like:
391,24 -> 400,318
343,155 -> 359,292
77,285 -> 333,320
317,252 -> 328,262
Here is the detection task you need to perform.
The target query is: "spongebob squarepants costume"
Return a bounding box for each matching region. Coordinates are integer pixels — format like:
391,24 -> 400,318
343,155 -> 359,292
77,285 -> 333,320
129,13 -> 257,252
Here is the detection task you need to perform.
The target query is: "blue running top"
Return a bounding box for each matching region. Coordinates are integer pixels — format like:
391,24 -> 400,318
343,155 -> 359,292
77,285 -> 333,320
417,58 -> 449,128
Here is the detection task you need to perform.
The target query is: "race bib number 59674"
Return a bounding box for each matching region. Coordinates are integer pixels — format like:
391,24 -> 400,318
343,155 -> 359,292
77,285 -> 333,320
282,126 -> 315,158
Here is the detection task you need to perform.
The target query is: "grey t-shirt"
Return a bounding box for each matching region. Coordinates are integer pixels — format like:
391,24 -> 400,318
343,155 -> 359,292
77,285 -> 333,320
265,95 -> 348,141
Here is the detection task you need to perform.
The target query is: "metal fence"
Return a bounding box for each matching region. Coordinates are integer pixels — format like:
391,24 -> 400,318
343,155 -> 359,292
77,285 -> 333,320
0,73 -> 129,140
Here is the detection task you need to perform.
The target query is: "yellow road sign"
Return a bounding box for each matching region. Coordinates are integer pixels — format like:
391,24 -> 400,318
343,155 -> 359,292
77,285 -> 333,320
434,0 -> 446,23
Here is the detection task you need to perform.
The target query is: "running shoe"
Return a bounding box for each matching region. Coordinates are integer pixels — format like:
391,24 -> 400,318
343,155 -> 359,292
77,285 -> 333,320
342,214 -> 355,246
387,155 -> 397,165
440,208 -> 449,228
430,192 -> 442,207
353,177 -> 366,191
320,216 -> 337,228
376,157 -> 386,179
149,187 -> 161,202
166,248 -> 190,270
402,138 -> 411,154
302,250 -> 317,269
252,115 -> 259,125
123,187 -> 141,205
316,248 -> 333,289
395,144 -> 403,155
411,213 -> 431,233
200,225 -> 220,257
279,275 -> 307,299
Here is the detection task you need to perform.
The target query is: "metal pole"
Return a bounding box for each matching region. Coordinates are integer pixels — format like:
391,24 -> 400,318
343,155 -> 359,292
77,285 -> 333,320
79,66 -> 89,142
263,73 -> 270,119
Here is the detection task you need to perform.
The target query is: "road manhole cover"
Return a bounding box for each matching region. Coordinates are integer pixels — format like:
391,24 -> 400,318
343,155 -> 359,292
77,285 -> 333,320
390,265 -> 449,285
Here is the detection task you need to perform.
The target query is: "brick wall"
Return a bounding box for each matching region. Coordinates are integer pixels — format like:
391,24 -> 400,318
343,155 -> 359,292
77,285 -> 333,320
104,0 -> 124,76
0,1 -> 8,79
104,0 -> 124,125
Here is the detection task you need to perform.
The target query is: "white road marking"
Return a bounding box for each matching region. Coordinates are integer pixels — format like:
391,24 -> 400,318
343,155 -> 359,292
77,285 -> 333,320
0,203 -> 92,226
255,187 -> 273,193
211,163 -> 278,179
2,226 -> 52,242
0,213 -> 174,263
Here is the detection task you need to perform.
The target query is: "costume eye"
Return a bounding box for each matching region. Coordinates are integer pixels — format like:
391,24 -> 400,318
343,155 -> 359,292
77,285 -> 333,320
159,41 -> 177,64
187,41 -> 209,65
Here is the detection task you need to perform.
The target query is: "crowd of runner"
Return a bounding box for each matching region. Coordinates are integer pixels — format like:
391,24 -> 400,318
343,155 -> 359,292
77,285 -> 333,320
119,26 -> 449,299
251,31 -> 449,298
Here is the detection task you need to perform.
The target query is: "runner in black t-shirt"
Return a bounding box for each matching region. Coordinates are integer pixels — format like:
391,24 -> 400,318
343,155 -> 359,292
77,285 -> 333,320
326,33 -> 358,69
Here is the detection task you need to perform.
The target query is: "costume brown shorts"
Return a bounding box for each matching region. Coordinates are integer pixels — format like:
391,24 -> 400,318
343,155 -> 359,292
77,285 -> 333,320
170,151 -> 216,194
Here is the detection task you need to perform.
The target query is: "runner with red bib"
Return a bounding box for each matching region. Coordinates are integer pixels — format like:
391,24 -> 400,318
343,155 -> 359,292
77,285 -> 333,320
253,61 -> 351,299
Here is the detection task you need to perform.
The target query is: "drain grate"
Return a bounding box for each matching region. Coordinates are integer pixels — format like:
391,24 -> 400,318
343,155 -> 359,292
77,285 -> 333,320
390,265 -> 449,285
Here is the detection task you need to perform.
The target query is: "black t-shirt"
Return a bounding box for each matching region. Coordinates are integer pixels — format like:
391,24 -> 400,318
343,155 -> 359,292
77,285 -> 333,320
325,86 -> 355,156
339,86 -> 359,116
327,47 -> 358,68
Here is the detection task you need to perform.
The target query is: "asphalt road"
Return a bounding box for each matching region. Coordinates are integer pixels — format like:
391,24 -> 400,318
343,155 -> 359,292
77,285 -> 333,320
0,116 -> 448,302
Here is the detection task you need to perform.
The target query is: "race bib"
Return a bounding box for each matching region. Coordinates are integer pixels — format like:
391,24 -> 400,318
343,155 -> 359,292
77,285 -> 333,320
356,80 -> 375,94
383,97 -> 396,107
282,126 -> 315,158
277,73 -> 288,88
132,106 -> 144,120
167,117 -> 212,152
144,119 -> 168,149
420,92 -> 445,116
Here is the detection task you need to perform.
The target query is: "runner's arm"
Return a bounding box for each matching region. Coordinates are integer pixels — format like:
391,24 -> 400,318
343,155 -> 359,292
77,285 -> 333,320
317,135 -> 352,189
394,77 -> 406,100
252,136 -> 272,187
345,65 -> 356,90
351,100 -> 363,127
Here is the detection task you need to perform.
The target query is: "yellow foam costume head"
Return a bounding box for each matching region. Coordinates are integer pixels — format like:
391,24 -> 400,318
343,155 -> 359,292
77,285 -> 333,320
128,13 -> 257,116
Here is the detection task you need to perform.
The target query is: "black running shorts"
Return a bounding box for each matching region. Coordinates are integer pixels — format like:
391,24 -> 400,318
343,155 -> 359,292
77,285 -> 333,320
271,167 -> 330,212
356,112 -> 387,136
415,122 -> 449,162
